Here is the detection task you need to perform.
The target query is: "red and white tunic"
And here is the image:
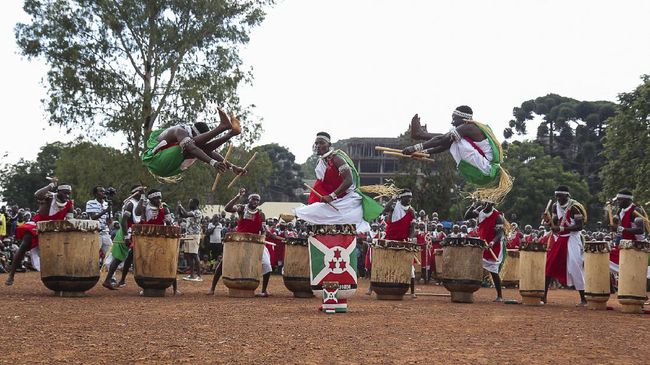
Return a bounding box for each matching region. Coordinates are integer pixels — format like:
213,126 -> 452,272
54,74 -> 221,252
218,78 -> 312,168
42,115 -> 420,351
477,208 -> 504,274
506,231 -> 522,249
609,205 -> 650,278
545,202 -> 585,290
384,202 -> 414,241
16,196 -> 73,250
416,231 -> 431,270
235,208 -> 271,275
142,204 -> 166,225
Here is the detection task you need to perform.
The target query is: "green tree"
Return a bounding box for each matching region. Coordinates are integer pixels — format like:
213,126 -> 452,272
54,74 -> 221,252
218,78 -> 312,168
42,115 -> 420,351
499,141 -> 592,227
16,0 -> 274,157
251,144 -> 304,201
601,75 -> 650,204
300,154 -> 318,180
503,94 -> 616,202
0,143 -> 65,207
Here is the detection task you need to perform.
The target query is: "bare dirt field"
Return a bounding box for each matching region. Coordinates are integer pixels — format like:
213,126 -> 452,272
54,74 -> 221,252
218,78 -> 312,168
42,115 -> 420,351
1,272 -> 648,364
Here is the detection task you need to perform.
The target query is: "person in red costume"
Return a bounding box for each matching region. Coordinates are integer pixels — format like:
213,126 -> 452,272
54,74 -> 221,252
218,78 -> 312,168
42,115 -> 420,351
415,222 -> 432,283
465,201 -> 505,302
5,179 -> 74,286
382,189 -> 417,298
506,223 -> 523,249
208,188 -> 272,297
608,189 -> 649,279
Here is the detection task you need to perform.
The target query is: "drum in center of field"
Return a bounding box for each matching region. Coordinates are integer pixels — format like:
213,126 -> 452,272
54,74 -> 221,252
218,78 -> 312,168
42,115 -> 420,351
282,237 -> 313,298
133,224 -> 181,297
583,241 -> 611,310
222,232 -> 265,298
370,239 -> 418,300
440,237 -> 486,303
518,241 -> 547,306
617,240 -> 650,314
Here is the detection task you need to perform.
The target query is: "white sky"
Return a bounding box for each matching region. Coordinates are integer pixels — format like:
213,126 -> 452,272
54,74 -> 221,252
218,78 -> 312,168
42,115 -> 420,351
1,0 -> 649,165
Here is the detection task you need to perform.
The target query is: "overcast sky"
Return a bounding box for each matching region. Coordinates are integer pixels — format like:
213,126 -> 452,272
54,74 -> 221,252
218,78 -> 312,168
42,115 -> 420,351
1,0 -> 649,165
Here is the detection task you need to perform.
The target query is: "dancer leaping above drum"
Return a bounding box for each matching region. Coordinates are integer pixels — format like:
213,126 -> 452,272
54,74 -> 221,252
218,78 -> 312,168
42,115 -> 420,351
403,106 -> 512,204
208,188 -> 273,297
5,179 -> 74,286
464,201 -> 505,302
541,186 -> 588,306
141,107 -> 247,183
294,132 -> 383,233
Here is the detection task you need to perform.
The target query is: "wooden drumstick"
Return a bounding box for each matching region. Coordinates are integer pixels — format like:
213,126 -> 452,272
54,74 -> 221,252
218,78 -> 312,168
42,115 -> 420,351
226,151 -> 258,189
302,183 -> 340,212
375,146 -> 430,159
606,203 -> 615,240
211,143 -> 234,191
382,151 -> 436,163
540,199 -> 552,225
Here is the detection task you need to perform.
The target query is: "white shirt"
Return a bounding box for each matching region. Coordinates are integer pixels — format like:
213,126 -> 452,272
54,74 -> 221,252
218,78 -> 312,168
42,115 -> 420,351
208,222 -> 223,243
86,199 -> 109,232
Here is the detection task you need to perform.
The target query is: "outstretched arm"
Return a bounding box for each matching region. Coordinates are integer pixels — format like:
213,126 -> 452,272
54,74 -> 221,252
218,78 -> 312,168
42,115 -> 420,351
172,129 -> 227,172
225,188 -> 246,213
34,182 -> 55,200
464,203 -> 481,220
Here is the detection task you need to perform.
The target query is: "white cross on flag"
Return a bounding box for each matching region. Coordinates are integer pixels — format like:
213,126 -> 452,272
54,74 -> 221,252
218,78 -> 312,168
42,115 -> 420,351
308,234 -> 358,292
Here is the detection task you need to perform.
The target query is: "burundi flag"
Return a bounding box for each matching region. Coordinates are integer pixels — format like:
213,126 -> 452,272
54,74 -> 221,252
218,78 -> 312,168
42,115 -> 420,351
309,234 -> 358,295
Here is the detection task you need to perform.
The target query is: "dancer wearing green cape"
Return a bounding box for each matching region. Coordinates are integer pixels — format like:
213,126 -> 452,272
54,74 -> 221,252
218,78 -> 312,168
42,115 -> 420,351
403,105 -> 513,203
294,132 -> 383,233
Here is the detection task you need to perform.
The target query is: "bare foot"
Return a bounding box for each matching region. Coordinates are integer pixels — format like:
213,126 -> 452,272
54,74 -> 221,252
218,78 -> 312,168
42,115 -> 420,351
217,107 -> 232,130
102,282 -> 117,290
5,275 -> 14,286
576,301 -> 587,307
229,112 -> 241,135
493,297 -> 504,302
206,289 -> 215,295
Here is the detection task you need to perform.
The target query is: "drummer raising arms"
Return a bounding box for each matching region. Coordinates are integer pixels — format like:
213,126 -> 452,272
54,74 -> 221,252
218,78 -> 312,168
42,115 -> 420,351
464,201 -> 505,302
5,179 -> 74,286
208,188 -> 273,297
382,189 -> 417,298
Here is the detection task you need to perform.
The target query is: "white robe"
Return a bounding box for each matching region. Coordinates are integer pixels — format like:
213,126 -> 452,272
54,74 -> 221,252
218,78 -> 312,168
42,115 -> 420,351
556,202 -> 585,291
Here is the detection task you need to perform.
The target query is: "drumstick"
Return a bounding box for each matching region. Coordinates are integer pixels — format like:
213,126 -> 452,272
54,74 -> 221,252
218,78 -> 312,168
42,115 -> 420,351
122,187 -> 147,205
375,146 -> 430,158
226,151 -> 258,189
264,241 -> 277,247
302,183 -> 340,212
211,143 -> 234,191
487,246 -> 498,261
540,199 -> 552,225
382,151 -> 436,163
413,255 -> 421,265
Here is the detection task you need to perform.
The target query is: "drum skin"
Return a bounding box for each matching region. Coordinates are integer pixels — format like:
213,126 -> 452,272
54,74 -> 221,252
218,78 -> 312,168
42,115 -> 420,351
370,239 -> 418,300
222,232 -> 265,298
283,237 -> 313,298
132,224 -> 181,297
441,237 -> 486,303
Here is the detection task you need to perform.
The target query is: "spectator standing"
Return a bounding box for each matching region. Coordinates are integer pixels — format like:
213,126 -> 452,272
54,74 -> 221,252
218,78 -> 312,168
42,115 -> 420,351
0,206 -> 6,240
85,186 -> 113,265
207,215 -> 223,261
177,198 -> 203,282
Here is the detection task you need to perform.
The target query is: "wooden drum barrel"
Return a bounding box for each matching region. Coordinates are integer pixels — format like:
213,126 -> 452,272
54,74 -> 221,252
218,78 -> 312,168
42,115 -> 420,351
499,249 -> 520,288
132,224 -> 181,297
583,241 -> 611,310
38,220 -> 101,297
370,239 -> 418,300
440,237 -> 486,303
434,249 -> 444,280
308,224 -> 358,299
223,232 -> 265,298
283,237 -> 314,298
617,240 -> 650,314
518,241 -> 547,306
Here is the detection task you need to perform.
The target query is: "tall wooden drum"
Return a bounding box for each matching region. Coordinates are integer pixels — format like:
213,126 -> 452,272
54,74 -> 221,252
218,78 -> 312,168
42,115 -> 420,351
440,237 -> 486,303
584,241 -> 611,310
38,220 -> 101,297
133,224 -> 181,297
308,225 -> 358,299
518,240 -> 547,306
283,237 -> 314,298
222,232 -> 265,298
617,240 -> 650,314
434,249 -> 444,280
370,239 -> 418,300
499,249 -> 520,287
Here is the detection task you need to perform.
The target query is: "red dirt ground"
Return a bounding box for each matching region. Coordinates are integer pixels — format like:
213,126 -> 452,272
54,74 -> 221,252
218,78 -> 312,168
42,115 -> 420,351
1,272 -> 649,364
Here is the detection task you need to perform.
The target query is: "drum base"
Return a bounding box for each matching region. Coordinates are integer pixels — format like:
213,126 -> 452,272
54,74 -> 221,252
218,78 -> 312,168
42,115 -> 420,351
142,288 -> 166,297
521,296 -> 543,306
586,301 -> 607,310
619,303 -> 643,314
54,291 -> 86,297
450,291 -> 474,303
376,294 -> 404,300
228,288 -> 255,298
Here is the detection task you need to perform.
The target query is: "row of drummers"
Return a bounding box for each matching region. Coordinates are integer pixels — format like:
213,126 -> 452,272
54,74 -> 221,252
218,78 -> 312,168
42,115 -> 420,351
31,218 -> 650,314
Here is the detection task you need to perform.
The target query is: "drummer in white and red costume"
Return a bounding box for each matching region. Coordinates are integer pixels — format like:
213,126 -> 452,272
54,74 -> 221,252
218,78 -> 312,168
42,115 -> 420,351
208,188 -> 273,296
294,132 -> 377,233
464,201 -> 505,302
415,222 -> 432,283
5,180 -> 74,286
382,189 -> 417,298
608,189 -> 650,279
541,185 -> 588,306
522,225 -> 535,244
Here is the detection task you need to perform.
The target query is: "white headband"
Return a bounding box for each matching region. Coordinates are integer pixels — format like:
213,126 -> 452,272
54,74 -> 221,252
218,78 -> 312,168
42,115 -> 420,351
398,192 -> 412,198
148,192 -> 162,199
316,135 -> 330,143
57,185 -> 72,191
554,191 -> 570,195
248,193 -> 260,200
131,186 -> 144,193
453,110 -> 473,119
616,193 -> 633,200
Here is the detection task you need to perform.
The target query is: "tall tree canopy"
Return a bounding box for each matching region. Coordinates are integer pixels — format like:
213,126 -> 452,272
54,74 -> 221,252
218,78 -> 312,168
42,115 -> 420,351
16,0 -> 273,156
499,141 -> 591,227
503,94 -> 616,201
601,75 -> 650,204
252,144 -> 304,202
